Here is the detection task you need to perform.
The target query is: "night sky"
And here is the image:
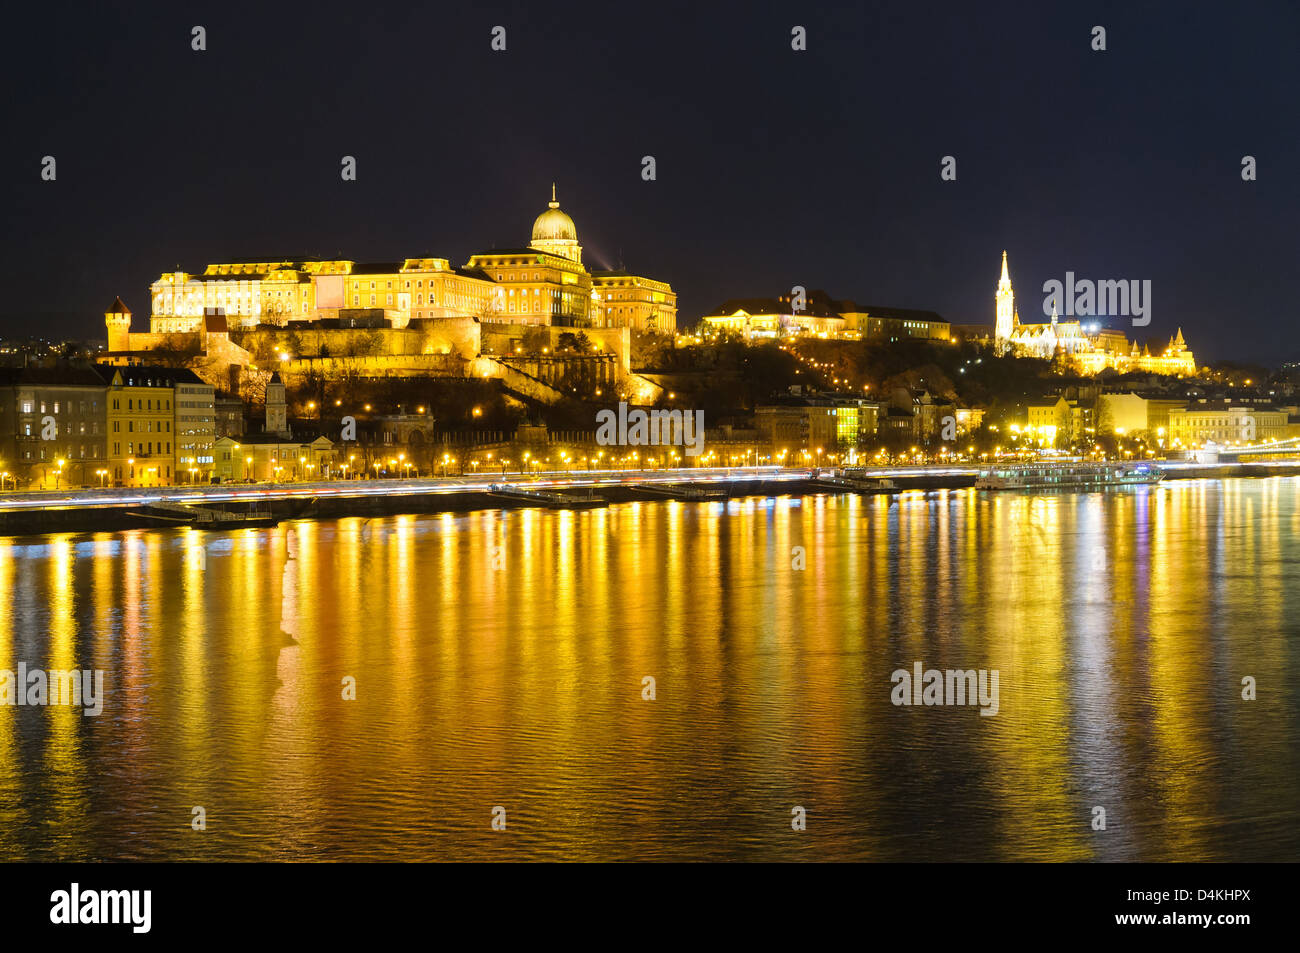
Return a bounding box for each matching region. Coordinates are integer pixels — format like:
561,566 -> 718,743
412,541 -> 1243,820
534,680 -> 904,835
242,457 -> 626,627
3,1 -> 1296,363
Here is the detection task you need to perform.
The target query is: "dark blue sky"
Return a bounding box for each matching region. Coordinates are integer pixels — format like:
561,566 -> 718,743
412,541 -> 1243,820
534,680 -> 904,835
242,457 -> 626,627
3,0 -> 1296,362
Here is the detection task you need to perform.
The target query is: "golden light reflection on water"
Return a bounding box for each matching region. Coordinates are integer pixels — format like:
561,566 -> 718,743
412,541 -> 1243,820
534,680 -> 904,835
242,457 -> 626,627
0,479 -> 1298,860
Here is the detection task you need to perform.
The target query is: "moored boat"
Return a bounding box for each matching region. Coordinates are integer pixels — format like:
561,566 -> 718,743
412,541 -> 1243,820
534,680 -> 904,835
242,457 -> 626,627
128,500 -> 280,527
974,462 -> 1163,490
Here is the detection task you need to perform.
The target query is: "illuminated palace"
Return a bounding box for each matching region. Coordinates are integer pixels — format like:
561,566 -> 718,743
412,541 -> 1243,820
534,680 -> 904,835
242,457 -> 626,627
104,188 -> 675,400
139,187 -> 674,333
994,252 -> 1196,376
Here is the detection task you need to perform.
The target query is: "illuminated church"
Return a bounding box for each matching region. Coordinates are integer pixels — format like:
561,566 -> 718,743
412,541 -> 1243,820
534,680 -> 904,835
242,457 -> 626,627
993,252 -> 1196,376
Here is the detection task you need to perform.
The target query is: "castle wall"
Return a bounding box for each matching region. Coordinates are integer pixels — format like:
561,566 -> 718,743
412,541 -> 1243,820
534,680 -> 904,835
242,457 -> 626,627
280,353 -> 469,382
480,322 -> 630,373
124,331 -> 198,351
230,318 -> 480,363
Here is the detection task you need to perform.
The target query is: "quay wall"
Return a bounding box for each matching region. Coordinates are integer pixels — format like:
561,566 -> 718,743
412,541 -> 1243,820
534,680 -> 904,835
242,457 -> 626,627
0,464 -> 1296,538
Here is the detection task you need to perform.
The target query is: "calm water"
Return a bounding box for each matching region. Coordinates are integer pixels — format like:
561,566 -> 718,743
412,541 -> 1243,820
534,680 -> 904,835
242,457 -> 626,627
1,479 -> 1298,861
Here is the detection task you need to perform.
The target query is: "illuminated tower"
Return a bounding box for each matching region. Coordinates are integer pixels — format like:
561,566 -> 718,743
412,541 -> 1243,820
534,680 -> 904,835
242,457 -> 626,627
529,184 -> 582,265
265,371 -> 289,438
994,251 -> 1016,346
105,296 -> 132,352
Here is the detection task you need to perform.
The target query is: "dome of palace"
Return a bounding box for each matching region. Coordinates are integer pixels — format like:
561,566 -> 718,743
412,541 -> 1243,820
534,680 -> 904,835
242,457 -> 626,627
531,186 -> 577,243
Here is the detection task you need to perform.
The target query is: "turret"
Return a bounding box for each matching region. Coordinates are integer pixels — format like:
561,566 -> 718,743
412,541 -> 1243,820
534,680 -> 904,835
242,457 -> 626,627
105,296 -> 132,352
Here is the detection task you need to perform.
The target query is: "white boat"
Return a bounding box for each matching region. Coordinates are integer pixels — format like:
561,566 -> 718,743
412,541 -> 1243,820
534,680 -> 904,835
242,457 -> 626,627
974,462 -> 1164,490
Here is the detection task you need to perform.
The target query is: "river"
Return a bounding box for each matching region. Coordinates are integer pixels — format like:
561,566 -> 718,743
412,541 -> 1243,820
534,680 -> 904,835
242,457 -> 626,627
1,478 -> 1297,860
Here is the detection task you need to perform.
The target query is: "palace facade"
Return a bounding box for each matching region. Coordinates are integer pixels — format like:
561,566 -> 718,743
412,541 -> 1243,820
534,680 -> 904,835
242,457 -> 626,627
102,189 -> 674,404
994,252 -> 1197,376
131,187 -> 675,340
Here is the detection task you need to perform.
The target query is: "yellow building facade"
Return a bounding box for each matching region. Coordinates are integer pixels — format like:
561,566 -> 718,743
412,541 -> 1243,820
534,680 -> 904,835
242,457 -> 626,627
105,368 -> 179,486
137,187 -> 674,337
213,435 -> 334,482
1168,404 -> 1289,448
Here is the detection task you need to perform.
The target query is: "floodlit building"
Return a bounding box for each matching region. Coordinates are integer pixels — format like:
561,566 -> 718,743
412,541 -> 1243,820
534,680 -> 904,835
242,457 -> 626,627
213,434 -> 334,482
103,188 -> 674,396
755,398 -> 842,451
1168,402 -> 1289,447
0,367 -> 109,489
1025,396 -> 1097,448
1098,392 -> 1186,439
136,186 -> 674,336
700,290 -> 949,342
174,375 -> 216,483
755,394 -> 885,451
993,252 -> 1197,376
103,366 -> 209,486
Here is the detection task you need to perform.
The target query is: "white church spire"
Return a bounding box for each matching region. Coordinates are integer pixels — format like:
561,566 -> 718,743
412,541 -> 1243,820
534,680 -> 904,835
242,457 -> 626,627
995,251 -> 1016,347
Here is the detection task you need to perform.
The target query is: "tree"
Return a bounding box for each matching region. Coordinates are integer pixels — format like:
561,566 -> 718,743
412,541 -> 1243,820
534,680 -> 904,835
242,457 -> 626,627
146,337 -> 202,368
